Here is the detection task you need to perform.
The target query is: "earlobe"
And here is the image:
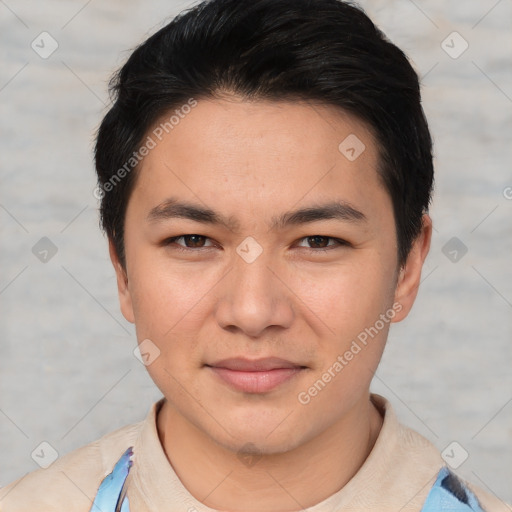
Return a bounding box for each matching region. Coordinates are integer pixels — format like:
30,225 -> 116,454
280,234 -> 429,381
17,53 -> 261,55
108,239 -> 135,324
391,214 -> 432,323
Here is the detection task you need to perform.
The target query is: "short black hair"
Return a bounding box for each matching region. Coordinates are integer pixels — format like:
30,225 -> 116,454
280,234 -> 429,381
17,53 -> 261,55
95,0 -> 434,270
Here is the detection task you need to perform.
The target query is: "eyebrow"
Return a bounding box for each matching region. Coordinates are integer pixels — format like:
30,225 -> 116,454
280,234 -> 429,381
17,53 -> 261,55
146,197 -> 367,232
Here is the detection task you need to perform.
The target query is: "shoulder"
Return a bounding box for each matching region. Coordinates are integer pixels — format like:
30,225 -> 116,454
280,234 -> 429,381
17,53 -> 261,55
0,420 -> 142,512
370,395 -> 511,511
397,425 -> 511,511
462,477 -> 512,512
398,426 -> 511,511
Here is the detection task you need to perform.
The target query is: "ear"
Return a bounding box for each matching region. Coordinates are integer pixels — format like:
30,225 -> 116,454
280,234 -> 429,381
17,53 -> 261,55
391,213 -> 432,323
108,239 -> 135,324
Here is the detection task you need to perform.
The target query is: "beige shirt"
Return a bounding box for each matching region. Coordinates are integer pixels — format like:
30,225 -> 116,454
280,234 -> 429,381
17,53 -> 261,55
0,393 -> 509,511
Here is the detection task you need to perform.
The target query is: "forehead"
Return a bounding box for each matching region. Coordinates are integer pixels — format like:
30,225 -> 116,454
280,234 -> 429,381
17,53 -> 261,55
128,97 -> 390,227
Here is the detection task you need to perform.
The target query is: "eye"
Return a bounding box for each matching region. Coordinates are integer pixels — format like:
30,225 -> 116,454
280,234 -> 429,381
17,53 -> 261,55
162,234 -> 216,251
296,236 -> 350,251
161,234 -> 350,253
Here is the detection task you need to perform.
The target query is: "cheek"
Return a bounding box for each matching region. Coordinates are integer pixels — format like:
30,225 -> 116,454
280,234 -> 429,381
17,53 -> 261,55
293,264 -> 393,414
290,257 -> 395,403
127,255 -> 220,355
128,266 -> 228,416
128,251 -> 395,342
126,239 -> 396,348
292,259 -> 395,340
127,260 -> 211,397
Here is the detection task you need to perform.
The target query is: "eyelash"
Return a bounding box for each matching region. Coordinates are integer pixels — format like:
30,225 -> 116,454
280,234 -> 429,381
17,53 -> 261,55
162,235 -> 351,253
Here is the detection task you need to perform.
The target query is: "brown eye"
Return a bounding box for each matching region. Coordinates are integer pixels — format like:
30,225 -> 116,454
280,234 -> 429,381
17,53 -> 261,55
163,235 -> 215,250
296,236 -> 349,251
181,235 -> 207,247
306,236 -> 331,248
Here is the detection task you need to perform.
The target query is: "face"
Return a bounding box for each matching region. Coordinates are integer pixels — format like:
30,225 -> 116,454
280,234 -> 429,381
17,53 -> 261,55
111,97 -> 431,454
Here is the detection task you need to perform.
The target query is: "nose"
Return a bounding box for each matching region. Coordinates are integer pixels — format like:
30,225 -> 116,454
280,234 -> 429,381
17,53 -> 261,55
214,246 -> 294,338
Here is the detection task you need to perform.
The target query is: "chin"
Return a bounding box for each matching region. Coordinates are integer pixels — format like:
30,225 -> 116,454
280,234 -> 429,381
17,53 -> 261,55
220,434 -> 301,458
208,416 -> 312,457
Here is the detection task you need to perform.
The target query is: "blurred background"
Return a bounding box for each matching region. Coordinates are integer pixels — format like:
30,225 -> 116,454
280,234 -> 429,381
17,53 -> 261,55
1,0 -> 511,504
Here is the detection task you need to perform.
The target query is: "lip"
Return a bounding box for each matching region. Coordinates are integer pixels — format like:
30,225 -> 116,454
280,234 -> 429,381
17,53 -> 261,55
207,357 -> 304,371
205,357 -> 307,393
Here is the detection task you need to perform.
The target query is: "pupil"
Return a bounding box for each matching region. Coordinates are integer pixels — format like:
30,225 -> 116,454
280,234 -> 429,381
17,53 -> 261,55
310,236 -> 327,248
188,235 -> 204,247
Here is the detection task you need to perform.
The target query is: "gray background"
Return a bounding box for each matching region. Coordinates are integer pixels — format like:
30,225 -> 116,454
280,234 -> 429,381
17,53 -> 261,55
1,0 -> 511,505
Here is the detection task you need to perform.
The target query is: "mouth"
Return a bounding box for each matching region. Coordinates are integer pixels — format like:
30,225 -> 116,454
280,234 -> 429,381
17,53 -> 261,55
204,357 -> 307,394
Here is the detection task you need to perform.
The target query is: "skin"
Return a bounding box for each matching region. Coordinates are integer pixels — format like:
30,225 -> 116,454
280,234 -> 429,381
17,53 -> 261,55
109,96 -> 432,511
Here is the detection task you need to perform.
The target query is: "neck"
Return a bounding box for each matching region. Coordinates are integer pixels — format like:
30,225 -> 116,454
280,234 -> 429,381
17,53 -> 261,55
157,394 -> 383,511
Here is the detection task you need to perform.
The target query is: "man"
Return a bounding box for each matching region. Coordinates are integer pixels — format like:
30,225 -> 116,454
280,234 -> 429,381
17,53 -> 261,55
0,0 -> 509,510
